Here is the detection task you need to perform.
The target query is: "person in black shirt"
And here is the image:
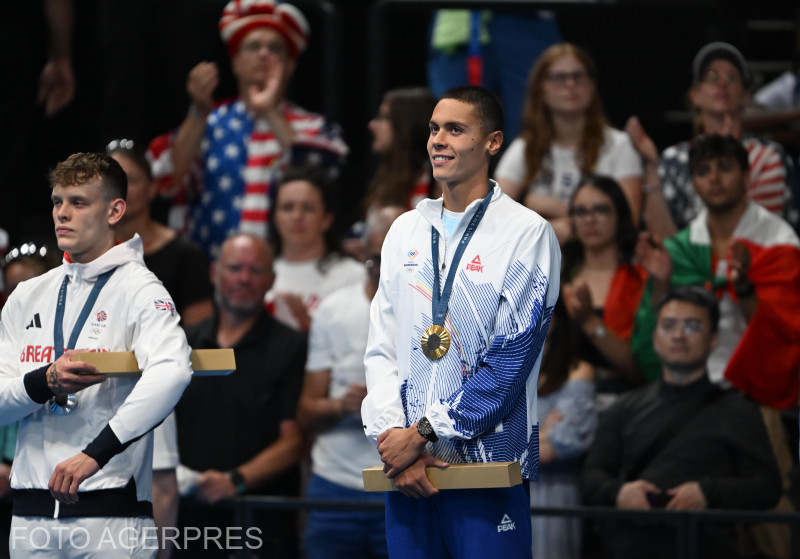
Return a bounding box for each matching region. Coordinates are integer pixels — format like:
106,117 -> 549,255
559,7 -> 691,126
581,286 -> 781,559
175,233 -> 306,559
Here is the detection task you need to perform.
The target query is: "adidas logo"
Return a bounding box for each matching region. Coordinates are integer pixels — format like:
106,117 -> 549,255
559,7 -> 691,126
465,255 -> 484,272
497,513 -> 515,532
25,313 -> 42,330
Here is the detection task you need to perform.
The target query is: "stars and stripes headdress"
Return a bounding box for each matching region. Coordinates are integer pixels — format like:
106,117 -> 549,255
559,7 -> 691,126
219,0 -> 310,59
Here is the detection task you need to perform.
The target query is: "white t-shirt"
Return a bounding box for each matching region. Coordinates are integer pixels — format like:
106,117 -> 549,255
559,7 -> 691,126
267,254 -> 366,330
153,411 -> 179,470
754,71 -> 800,110
306,281 -> 381,490
494,126 -> 643,204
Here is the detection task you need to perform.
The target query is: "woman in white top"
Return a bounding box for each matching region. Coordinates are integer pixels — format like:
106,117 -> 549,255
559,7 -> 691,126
495,43 -> 643,243
267,166 -> 365,331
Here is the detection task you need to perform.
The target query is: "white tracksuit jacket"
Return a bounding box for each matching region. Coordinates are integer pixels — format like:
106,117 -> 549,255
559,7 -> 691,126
0,236 -> 192,518
361,183 -> 560,480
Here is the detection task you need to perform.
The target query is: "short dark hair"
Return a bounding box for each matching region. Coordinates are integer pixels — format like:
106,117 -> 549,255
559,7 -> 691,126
688,135 -> 749,177
440,85 -> 504,136
656,286 -> 720,333
49,152 -> 128,201
269,164 -> 339,261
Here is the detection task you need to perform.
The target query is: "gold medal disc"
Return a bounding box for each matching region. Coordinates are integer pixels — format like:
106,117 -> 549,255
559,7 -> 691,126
421,325 -> 451,359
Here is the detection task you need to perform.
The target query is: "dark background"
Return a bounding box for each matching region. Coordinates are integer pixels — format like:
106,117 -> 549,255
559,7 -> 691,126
1,0 -> 796,248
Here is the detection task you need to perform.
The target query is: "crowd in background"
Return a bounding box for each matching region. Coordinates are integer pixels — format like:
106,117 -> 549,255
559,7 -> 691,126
2,1 -> 800,558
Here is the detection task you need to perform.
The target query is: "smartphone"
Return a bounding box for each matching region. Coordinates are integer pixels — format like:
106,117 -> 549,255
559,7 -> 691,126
646,491 -> 670,508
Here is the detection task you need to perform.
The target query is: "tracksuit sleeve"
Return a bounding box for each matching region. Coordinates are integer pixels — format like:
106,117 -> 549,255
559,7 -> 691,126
362,226 -> 407,441
0,288 -> 54,425
425,221 -> 561,440
83,283 -> 193,467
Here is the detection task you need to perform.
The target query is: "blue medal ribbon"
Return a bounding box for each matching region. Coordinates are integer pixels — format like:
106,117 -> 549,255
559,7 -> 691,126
430,188 -> 493,326
49,268 -> 116,414
54,269 -> 116,359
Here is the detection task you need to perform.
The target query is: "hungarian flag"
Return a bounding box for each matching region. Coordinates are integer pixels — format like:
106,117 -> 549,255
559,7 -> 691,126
633,203 -> 800,408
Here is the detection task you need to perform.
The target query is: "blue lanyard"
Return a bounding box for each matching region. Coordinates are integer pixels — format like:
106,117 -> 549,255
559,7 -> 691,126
53,269 -> 115,359
431,189 -> 492,326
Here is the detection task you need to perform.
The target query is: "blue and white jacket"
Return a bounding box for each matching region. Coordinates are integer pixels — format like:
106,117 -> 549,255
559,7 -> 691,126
362,183 -> 560,480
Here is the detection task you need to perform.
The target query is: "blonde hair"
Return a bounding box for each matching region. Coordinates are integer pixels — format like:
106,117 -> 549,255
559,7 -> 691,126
519,44 -> 608,189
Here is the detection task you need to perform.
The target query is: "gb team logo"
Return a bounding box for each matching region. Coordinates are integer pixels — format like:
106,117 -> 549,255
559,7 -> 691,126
465,255 -> 484,272
497,514 -> 516,532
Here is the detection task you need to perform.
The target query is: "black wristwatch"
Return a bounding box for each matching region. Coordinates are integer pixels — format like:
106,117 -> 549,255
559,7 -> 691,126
227,469 -> 247,495
417,416 -> 439,443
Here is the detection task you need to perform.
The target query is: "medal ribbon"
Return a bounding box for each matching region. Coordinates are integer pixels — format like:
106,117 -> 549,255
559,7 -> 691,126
431,188 -> 493,326
54,269 -> 115,359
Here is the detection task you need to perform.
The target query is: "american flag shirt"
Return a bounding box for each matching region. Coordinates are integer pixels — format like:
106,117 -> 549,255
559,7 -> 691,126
150,99 -> 348,260
659,135 -> 799,231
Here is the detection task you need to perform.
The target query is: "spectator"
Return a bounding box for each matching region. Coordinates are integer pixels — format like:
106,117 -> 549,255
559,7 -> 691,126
561,176 -> 647,401
636,135 -> 800,406
109,138 -> 214,559
494,43 -> 643,243
148,0 -> 348,260
653,42 -> 798,236
427,10 -> 561,141
175,233 -> 306,559
744,7 -> 800,155
366,88 -> 438,212
266,166 -> 364,331
533,304 -> 597,559
298,206 -> 404,559
581,286 -> 782,559
109,139 -> 214,326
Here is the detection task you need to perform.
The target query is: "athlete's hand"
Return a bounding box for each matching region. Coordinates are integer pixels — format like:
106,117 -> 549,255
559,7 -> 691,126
47,350 -> 105,395
49,453 -> 99,504
196,470 -> 237,504
378,426 -> 427,479
392,454 -> 449,499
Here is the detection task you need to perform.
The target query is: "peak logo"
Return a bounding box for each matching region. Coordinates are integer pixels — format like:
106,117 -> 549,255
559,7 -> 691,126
465,255 -> 484,272
497,514 -> 515,532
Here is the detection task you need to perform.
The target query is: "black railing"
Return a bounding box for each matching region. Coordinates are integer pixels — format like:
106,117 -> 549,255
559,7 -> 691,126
192,495 -> 800,559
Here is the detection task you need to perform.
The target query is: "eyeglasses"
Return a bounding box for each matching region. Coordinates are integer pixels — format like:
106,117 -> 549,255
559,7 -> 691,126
240,40 -> 288,57
657,318 -> 706,336
569,204 -> 613,219
701,70 -> 742,86
106,139 -> 135,153
3,242 -> 50,267
545,71 -> 589,87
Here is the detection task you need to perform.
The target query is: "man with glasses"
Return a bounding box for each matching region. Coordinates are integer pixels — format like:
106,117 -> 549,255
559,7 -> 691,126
582,286 -> 782,559
148,0 -> 348,260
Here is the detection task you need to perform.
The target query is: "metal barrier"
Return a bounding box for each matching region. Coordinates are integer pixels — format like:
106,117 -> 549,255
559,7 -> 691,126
192,495 -> 800,559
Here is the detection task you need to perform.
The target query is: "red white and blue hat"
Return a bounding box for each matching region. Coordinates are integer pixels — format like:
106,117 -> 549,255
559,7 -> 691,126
219,0 -> 310,59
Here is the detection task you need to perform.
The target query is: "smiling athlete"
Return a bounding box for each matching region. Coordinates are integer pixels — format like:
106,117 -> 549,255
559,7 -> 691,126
361,86 -> 560,558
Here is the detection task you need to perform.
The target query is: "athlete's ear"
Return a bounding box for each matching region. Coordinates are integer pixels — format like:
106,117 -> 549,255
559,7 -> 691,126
108,198 -> 126,227
486,131 -> 503,157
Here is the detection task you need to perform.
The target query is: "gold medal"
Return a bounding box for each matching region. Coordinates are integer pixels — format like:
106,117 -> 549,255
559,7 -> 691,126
421,325 -> 451,360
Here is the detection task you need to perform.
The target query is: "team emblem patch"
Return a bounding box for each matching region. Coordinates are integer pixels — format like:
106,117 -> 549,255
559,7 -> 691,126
96,310 -> 107,322
154,299 -> 176,317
